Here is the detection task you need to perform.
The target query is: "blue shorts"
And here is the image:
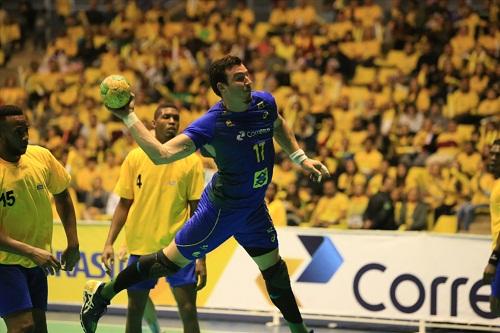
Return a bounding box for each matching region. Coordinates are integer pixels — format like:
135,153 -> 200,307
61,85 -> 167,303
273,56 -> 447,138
0,264 -> 47,317
175,192 -> 278,261
491,264 -> 500,298
127,255 -> 196,290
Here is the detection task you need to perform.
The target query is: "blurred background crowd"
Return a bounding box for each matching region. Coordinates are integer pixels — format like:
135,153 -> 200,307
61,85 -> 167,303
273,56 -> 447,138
0,0 -> 498,233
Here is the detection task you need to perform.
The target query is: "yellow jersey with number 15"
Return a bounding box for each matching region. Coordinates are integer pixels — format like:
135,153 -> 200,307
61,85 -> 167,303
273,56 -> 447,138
0,145 -> 71,267
491,179 -> 500,249
114,148 -> 204,255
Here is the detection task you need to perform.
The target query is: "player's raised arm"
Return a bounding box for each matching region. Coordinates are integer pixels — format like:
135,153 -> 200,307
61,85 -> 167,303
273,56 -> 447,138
107,98 -> 196,165
273,112 -> 330,182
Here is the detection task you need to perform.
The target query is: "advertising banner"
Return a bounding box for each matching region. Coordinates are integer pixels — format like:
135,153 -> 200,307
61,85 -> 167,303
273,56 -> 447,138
49,223 -> 498,327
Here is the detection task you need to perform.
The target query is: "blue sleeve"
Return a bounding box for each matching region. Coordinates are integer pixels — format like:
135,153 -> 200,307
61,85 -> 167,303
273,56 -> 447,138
182,111 -> 217,149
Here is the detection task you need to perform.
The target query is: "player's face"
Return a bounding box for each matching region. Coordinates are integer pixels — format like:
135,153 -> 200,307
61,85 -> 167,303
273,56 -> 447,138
488,142 -> 500,178
0,115 -> 29,159
153,108 -> 180,143
223,64 -> 252,103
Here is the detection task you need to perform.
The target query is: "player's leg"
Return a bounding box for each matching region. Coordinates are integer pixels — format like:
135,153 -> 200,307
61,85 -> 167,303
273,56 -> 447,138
31,309 -> 47,333
143,297 -> 160,333
97,192 -> 223,302
100,244 -> 189,301
0,265 -> 46,333
168,262 -> 200,333
126,290 -> 150,333
125,255 -> 160,333
251,249 -> 310,333
491,264 -> 500,316
29,266 -> 49,333
235,203 -> 311,333
81,193 -> 234,333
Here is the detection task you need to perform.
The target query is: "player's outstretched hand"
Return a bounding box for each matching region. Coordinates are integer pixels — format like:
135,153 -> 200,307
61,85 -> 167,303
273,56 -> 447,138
106,94 -> 135,120
61,245 -> 80,271
30,247 -> 62,275
195,258 -> 207,291
301,159 -> 330,182
483,263 -> 497,285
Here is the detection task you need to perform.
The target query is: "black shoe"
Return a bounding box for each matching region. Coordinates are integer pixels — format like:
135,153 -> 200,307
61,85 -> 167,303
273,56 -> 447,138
80,280 -> 110,333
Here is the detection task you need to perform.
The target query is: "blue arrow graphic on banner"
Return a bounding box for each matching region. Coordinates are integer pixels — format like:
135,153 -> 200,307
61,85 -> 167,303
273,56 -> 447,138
297,235 -> 343,283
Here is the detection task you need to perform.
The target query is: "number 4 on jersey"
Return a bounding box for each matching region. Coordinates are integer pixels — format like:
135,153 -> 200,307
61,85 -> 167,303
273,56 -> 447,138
136,174 -> 143,188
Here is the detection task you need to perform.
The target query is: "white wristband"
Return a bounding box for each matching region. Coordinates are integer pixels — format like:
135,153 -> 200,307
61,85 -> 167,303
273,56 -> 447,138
123,112 -> 140,128
289,149 -> 308,165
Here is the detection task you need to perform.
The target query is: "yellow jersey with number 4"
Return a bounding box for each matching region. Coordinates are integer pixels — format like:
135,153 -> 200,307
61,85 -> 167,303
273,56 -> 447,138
114,148 -> 204,254
0,145 -> 70,267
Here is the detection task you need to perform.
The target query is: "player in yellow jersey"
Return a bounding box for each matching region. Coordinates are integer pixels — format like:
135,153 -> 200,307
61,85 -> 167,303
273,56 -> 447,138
0,105 -> 80,332
483,138 -> 500,316
101,103 -> 206,333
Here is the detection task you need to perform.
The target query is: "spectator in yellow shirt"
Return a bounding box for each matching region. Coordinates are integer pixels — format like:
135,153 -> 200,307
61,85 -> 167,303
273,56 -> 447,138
456,141 -> 483,178
310,179 -> 349,228
450,25 -> 475,57
338,159 -> 366,196
354,137 -> 383,177
272,155 -> 298,191
477,88 -> 499,117
435,120 -> 462,159
347,184 -> 369,229
457,161 -> 495,230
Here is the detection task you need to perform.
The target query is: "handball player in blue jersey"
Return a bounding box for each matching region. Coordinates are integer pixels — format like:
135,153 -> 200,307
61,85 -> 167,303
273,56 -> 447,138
81,55 -> 329,333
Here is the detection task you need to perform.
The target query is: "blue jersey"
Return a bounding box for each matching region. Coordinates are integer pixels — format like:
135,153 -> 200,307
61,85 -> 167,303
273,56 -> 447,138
183,91 -> 278,209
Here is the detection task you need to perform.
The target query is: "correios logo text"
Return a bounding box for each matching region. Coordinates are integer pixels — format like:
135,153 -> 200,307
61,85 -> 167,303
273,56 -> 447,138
353,263 -> 495,319
296,235 -> 343,283
236,127 -> 271,141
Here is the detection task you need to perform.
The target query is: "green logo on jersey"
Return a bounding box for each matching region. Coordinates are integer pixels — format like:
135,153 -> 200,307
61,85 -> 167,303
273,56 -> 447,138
253,168 -> 268,188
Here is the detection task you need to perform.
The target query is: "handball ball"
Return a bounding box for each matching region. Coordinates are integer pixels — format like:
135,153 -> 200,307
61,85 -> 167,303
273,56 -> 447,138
100,75 -> 131,109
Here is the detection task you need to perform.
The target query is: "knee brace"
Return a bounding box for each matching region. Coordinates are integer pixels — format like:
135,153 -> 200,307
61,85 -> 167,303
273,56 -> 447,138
261,259 -> 291,297
137,250 -> 182,279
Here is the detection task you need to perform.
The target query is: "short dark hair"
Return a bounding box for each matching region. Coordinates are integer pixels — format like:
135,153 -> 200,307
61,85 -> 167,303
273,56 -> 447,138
0,105 -> 23,127
209,55 -> 243,97
154,103 -> 178,120
0,105 -> 23,118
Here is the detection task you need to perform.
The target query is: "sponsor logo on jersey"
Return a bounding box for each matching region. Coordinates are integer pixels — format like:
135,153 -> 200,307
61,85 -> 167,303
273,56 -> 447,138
236,127 -> 272,141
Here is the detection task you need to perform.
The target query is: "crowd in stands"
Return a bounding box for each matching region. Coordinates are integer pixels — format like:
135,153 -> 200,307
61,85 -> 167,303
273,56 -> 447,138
0,0 -> 498,232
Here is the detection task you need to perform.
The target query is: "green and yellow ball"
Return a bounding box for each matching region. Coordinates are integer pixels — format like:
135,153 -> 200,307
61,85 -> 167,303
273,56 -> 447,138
100,75 -> 131,109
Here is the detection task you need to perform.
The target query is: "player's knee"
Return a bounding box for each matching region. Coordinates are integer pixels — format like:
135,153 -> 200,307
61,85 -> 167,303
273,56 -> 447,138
12,321 -> 35,333
138,250 -> 182,279
261,259 -> 291,296
178,301 -> 197,321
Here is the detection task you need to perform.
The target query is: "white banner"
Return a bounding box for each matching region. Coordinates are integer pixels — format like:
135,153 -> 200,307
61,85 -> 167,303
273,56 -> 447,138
205,228 -> 498,326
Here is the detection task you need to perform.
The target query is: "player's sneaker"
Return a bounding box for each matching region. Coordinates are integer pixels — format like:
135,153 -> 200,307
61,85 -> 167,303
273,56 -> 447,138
80,280 -> 110,333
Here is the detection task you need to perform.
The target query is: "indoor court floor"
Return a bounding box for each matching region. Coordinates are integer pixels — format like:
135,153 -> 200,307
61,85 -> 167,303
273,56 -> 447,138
0,311 -> 412,333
